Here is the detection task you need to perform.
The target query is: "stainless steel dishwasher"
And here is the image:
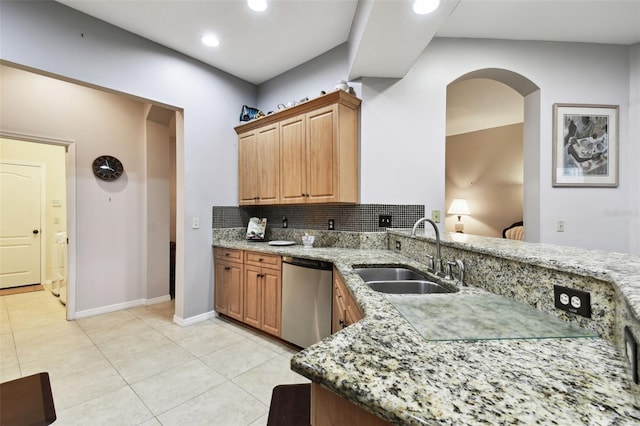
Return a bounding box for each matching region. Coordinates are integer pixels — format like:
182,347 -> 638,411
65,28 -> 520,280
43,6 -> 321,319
281,256 -> 333,348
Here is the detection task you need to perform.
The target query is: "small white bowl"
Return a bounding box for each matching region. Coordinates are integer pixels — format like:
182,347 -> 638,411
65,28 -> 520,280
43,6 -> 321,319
302,235 -> 315,248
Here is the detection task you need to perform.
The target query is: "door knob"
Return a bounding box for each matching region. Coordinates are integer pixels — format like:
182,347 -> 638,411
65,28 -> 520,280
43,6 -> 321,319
33,230 -> 39,234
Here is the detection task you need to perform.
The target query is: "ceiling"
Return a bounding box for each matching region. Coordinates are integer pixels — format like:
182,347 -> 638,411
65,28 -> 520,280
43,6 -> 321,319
56,0 -> 640,85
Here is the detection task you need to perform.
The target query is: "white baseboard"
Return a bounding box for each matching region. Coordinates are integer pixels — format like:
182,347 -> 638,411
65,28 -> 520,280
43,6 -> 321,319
173,310 -> 217,327
145,294 -> 172,306
75,299 -> 146,319
74,294 -> 172,319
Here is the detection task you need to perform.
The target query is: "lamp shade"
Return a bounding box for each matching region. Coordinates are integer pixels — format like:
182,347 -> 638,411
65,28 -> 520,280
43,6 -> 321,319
448,198 -> 470,216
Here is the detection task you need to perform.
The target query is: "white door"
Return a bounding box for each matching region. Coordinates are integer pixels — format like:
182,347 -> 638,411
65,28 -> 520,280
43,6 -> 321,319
0,162 -> 42,288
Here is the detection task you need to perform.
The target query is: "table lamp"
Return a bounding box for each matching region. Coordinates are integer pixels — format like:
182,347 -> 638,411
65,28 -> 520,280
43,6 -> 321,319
448,198 -> 470,233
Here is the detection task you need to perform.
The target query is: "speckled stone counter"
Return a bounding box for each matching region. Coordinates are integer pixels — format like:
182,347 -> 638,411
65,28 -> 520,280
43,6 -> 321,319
213,237 -> 640,424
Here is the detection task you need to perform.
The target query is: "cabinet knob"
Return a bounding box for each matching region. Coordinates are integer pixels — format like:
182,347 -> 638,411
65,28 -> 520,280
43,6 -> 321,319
224,267 -> 230,271
339,320 -> 346,328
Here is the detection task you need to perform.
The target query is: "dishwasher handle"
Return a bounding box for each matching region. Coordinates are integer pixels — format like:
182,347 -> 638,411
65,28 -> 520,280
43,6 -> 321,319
282,256 -> 333,271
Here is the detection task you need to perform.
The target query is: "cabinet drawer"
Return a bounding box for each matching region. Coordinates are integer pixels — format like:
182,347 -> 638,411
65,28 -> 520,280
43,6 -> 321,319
214,248 -> 243,262
245,251 -> 282,269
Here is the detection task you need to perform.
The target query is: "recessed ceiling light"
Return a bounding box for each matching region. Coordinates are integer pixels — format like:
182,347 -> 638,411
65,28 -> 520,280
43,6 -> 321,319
413,0 -> 440,15
248,0 -> 268,12
201,35 -> 220,47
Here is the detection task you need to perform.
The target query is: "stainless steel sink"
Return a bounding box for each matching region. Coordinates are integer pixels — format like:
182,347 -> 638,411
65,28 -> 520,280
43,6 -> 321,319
367,280 -> 455,294
354,267 -> 427,282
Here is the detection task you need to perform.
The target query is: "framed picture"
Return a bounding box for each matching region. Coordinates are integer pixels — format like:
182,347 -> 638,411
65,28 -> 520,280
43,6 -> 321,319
552,103 -> 618,187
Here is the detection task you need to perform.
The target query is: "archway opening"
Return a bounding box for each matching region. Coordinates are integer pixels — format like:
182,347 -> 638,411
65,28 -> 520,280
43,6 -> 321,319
445,68 -> 540,241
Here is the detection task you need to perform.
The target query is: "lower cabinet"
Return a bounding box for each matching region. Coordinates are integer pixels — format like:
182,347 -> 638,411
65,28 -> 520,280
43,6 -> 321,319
332,267 -> 363,333
214,248 -> 244,322
244,263 -> 282,337
311,383 -> 391,426
214,248 -> 282,337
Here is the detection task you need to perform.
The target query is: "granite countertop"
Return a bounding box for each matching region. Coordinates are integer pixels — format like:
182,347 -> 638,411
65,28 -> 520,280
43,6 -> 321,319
213,239 -> 640,424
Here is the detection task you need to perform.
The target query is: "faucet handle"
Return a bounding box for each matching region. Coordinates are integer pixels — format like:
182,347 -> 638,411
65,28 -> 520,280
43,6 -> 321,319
445,260 -> 456,280
455,259 -> 465,286
425,254 -> 434,271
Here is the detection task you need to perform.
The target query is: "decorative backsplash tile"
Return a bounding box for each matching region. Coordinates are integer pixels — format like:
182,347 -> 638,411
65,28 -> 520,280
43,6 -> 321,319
212,204 -> 425,232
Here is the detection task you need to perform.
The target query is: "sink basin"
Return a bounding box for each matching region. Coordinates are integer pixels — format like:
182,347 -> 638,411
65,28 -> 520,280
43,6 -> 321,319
355,267 -> 427,282
367,280 -> 455,294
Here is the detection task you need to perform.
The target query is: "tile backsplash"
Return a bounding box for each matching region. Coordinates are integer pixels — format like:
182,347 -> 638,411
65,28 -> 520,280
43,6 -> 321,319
212,204 -> 425,232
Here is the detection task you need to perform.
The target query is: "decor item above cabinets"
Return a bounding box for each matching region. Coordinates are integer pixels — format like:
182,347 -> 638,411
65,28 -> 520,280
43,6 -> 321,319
235,90 -> 361,206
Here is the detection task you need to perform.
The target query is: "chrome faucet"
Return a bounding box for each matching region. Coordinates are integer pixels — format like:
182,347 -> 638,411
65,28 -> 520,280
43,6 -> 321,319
411,217 -> 443,276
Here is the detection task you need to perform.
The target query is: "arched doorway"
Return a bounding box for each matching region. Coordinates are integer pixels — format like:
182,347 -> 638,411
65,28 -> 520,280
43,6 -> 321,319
445,68 -> 540,241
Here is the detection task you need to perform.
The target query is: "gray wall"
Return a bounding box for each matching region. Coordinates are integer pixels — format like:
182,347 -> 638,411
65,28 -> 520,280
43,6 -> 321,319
0,0 -> 256,320
259,38 -> 639,254
2,0 -> 638,321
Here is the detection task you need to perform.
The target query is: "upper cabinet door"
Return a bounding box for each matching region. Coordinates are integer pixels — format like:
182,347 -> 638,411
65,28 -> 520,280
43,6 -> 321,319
238,131 -> 258,206
238,124 -> 280,206
306,105 -> 339,203
279,114 -> 307,204
256,124 -> 280,205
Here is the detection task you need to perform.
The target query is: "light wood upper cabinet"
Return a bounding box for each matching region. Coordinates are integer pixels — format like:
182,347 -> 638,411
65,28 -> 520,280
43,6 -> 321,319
279,114 -> 307,204
238,123 -> 280,206
235,90 -> 360,206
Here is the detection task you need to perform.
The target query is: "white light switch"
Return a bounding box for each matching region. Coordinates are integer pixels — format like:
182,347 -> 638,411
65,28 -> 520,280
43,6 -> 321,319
52,199 -> 62,207
192,217 -> 200,229
557,220 -> 565,232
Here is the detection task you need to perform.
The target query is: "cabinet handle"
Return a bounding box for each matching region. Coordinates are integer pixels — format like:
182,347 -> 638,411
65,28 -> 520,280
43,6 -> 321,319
339,319 -> 346,328
224,267 -> 230,271
258,258 -> 263,262
225,253 -> 230,256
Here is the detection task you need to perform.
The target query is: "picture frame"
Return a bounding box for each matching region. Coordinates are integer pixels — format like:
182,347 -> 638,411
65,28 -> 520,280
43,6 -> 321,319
552,103 -> 619,187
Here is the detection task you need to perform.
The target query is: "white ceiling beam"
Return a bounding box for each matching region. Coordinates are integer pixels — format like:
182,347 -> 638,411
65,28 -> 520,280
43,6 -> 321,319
348,0 -> 461,81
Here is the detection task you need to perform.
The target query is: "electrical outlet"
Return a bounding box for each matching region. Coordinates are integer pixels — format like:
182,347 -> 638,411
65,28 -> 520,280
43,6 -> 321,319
379,215 -> 392,228
432,210 -> 440,223
554,285 -> 591,318
557,220 -> 565,232
395,241 -> 402,250
328,219 -> 335,230
192,217 -> 200,229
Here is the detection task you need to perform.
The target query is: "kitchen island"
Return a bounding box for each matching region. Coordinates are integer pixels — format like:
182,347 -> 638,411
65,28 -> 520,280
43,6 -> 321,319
213,231 -> 640,424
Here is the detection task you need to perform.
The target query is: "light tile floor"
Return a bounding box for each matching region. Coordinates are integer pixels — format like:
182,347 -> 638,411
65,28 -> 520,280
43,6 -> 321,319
0,290 -> 308,425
